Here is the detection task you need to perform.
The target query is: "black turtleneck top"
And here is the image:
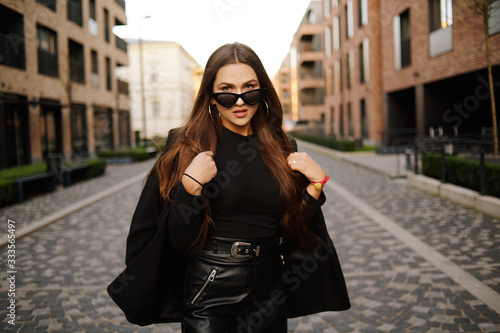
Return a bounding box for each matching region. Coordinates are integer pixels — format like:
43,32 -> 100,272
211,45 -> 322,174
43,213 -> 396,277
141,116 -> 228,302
165,126 -> 325,252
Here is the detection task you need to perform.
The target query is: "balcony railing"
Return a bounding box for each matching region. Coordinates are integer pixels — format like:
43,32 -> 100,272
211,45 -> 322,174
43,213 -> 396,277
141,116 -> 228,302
115,0 -> 126,10
67,0 -> 83,26
0,32 -> 26,70
70,59 -> 85,83
38,48 -> 58,77
115,35 -> 127,53
117,79 -> 129,95
37,0 -> 56,11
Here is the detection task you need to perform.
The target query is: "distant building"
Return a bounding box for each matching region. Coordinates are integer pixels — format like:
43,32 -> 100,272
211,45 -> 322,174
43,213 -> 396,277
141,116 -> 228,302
0,0 -> 131,169
277,0 -> 325,131
122,40 -> 202,141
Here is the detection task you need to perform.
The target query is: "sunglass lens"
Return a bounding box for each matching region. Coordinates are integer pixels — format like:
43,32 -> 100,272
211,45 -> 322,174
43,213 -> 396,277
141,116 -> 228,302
242,90 -> 262,105
217,94 -> 237,107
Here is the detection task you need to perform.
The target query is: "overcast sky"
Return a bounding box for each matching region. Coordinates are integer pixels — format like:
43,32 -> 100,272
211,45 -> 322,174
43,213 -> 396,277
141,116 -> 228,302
114,0 -> 312,75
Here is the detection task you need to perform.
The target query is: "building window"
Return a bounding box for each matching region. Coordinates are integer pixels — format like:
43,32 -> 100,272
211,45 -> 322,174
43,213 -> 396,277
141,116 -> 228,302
37,0 -> 56,11
359,39 -> 369,83
0,4 -> 26,70
67,0 -> 83,27
104,8 -> 110,42
330,107 -> 335,137
153,101 -> 160,118
88,0 -> 98,36
358,0 -> 368,27
348,102 -> 353,137
69,39 -> 85,83
338,59 -> 343,92
339,105 -> 344,138
324,0 -> 331,18
333,16 -> 341,50
393,9 -> 411,70
346,52 -> 353,89
71,104 -> 88,158
346,0 -> 354,39
360,99 -> 368,139
429,0 -> 452,32
105,57 -> 112,91
489,0 -> 500,35
37,24 -> 58,77
330,65 -> 335,94
325,26 -> 332,57
91,50 -> 99,88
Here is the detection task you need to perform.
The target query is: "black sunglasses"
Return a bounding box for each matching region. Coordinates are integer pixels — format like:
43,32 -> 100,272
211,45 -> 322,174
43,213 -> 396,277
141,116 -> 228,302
211,88 -> 266,108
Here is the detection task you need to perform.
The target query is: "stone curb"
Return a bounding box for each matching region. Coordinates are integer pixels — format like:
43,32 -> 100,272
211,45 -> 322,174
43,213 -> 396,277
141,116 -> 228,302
408,174 -> 500,220
0,171 -> 147,249
295,139 -> 500,220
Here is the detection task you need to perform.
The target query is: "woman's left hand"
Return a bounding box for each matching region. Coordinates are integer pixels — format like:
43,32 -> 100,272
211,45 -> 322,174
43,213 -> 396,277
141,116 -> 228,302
287,152 -> 327,183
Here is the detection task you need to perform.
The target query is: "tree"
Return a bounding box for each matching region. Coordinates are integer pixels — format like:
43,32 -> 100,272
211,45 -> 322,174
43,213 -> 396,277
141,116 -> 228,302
460,0 -> 499,154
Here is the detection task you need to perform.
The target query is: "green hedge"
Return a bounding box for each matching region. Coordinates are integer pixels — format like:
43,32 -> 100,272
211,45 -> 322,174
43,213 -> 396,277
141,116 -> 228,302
0,158 -> 107,208
291,132 -> 356,152
97,147 -> 157,162
422,154 -> 500,198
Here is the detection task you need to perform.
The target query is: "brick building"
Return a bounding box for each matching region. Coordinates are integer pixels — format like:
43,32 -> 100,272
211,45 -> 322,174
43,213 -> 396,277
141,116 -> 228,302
382,0 -> 500,146
278,0 -> 500,147
0,0 -> 131,170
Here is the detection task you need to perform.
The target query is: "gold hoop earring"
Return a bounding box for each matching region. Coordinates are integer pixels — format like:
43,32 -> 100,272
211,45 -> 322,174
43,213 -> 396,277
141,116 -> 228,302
262,99 -> 269,119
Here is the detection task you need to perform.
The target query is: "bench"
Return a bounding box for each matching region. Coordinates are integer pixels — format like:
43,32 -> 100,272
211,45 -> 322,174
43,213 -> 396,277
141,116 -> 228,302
62,165 -> 91,187
106,157 -> 133,164
15,173 -> 57,202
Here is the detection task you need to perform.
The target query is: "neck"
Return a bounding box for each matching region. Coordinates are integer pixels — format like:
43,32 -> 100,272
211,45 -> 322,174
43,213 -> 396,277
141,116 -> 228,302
222,123 -> 253,136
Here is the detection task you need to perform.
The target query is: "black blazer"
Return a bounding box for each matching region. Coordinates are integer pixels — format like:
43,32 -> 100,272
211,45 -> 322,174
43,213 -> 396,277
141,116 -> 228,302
107,130 -> 350,326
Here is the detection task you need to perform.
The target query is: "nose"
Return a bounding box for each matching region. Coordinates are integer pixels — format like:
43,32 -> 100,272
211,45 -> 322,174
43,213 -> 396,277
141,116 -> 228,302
235,97 -> 244,106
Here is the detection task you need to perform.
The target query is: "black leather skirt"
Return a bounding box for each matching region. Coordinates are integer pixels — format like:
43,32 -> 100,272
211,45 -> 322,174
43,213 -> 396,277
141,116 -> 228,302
181,237 -> 287,333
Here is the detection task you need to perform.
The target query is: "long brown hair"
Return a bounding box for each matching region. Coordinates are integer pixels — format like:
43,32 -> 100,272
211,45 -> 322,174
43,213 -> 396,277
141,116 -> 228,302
154,42 -> 315,253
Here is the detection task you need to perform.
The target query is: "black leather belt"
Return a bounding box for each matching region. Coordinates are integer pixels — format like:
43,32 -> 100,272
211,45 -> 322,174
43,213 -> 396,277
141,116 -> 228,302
204,238 -> 279,258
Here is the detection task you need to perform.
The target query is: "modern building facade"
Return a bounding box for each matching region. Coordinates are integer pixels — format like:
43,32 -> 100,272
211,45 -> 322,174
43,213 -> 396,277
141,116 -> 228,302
122,40 -> 202,140
277,0 -> 500,147
0,0 -> 131,170
323,0 -> 383,146
277,0 -> 325,128
381,0 -> 500,146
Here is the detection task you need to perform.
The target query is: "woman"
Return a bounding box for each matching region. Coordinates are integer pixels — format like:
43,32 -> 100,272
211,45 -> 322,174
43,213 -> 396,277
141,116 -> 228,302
108,42 -> 350,332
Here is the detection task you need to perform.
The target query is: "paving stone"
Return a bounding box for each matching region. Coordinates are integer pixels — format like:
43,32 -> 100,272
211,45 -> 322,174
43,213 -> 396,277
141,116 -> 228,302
1,151 -> 500,332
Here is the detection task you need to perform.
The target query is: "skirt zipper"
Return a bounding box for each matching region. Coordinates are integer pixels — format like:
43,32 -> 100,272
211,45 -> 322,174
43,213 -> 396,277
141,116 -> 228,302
190,268 -> 217,304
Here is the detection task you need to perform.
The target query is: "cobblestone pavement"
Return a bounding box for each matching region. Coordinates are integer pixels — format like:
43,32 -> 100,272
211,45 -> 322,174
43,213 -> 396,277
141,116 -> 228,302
1,145 -> 500,332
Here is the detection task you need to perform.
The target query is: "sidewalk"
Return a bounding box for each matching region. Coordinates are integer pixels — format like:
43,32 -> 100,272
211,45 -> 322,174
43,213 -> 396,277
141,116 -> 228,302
1,145 -> 500,332
296,139 -> 500,220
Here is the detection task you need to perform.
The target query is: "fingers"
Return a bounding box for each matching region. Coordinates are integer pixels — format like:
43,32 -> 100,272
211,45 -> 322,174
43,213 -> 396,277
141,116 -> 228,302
287,152 -> 327,182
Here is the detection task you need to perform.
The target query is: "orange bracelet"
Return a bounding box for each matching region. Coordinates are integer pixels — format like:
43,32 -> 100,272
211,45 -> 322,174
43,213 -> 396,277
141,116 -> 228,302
311,175 -> 330,190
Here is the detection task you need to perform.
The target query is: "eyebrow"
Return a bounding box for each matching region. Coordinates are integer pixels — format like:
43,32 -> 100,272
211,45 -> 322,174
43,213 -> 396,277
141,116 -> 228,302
217,79 -> 258,87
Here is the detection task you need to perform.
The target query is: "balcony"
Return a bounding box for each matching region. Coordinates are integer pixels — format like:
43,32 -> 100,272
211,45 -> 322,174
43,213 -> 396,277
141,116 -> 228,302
70,59 -> 85,83
37,0 -> 56,11
115,0 -> 126,10
38,48 -> 58,77
115,35 -> 127,53
67,0 -> 83,27
117,79 -> 129,95
0,32 -> 25,70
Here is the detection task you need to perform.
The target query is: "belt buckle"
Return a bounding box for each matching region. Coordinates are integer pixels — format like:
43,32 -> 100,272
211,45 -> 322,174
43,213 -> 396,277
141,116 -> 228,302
231,242 -> 259,258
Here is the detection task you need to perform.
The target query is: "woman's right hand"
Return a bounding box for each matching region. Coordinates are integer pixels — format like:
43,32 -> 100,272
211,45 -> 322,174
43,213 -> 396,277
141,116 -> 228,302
182,151 -> 217,195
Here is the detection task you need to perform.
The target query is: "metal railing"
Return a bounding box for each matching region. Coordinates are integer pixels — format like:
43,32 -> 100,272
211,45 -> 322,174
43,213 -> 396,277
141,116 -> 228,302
406,128 -> 499,196
117,79 -> 129,95
115,35 -> 127,53
67,0 -> 83,26
0,32 -> 25,70
37,48 -> 58,77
